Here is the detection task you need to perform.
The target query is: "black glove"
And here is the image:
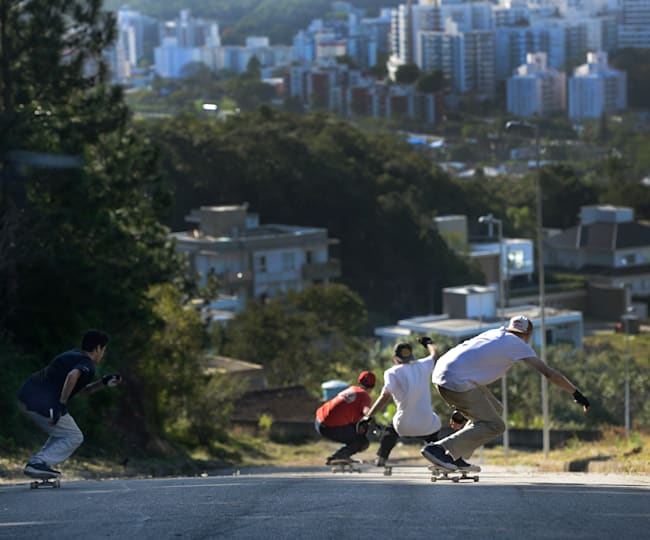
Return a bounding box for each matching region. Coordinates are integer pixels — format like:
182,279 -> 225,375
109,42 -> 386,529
102,373 -> 122,387
356,416 -> 373,435
49,402 -> 67,425
573,390 -> 590,410
451,410 -> 468,426
417,336 -> 433,349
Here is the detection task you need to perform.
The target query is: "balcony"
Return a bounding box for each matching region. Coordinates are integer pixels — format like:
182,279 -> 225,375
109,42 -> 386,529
301,259 -> 341,281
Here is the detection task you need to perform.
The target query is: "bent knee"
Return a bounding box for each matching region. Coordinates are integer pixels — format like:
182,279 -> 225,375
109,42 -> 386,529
71,432 -> 84,448
490,418 -> 505,435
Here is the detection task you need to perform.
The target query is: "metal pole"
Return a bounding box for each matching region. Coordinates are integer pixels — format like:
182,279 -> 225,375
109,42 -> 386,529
497,219 -> 509,458
624,314 -> 630,439
534,124 -> 550,457
480,214 -> 509,458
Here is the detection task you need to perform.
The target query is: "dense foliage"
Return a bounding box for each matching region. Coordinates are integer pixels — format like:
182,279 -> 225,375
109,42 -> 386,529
2,1 -> 649,461
0,0 -> 226,455
140,108 -> 484,320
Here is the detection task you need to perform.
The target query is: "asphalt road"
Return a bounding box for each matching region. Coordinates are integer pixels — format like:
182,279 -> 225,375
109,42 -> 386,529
1,466 -> 649,539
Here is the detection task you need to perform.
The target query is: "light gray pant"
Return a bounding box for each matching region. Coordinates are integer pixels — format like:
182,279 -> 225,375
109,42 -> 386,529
435,385 -> 505,461
20,404 -> 84,466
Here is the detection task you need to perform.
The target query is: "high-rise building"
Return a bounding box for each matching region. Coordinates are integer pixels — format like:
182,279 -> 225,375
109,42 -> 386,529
568,51 -> 627,120
618,0 -> 650,49
419,22 -> 496,98
507,52 -> 566,117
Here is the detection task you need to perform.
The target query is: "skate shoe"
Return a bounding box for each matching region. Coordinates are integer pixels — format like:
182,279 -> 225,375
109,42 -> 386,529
24,461 -> 61,477
421,444 -> 457,470
454,458 -> 481,473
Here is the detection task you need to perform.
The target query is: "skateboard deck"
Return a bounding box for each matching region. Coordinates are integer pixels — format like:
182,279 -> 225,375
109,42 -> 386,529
329,459 -> 362,473
428,465 -> 479,483
26,472 -> 61,489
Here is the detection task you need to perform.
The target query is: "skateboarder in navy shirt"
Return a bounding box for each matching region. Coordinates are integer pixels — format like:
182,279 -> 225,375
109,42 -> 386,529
315,371 -> 376,464
17,329 -> 122,478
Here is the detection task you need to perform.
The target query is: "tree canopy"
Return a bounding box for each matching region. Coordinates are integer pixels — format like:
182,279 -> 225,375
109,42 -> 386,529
140,108 -> 484,320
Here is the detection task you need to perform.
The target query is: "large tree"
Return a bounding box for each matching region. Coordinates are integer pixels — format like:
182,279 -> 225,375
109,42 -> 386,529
0,0 -> 189,450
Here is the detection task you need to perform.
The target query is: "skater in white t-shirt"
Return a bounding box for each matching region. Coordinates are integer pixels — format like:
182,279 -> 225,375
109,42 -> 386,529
360,339 -> 460,468
421,315 -> 590,471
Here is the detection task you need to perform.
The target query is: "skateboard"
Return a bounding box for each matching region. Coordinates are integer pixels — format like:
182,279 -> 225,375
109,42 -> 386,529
329,459 -> 362,473
428,465 -> 479,483
26,472 -> 61,489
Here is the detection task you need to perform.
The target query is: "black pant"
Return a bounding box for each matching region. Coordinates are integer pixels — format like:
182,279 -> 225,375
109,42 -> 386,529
316,420 -> 369,459
377,422 -> 439,460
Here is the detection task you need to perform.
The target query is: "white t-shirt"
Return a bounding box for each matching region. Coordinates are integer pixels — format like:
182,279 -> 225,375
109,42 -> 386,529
383,356 -> 442,437
432,327 -> 537,392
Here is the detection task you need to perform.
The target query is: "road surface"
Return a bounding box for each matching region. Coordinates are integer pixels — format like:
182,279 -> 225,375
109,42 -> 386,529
1,465 -> 649,539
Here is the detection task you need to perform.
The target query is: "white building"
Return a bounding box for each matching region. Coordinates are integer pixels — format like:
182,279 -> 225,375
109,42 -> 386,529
495,24 -> 565,81
568,51 -> 627,120
171,205 -> 341,311
153,37 -> 203,78
374,294 -> 584,349
507,52 -> 566,117
419,22 -> 496,99
618,0 -> 650,49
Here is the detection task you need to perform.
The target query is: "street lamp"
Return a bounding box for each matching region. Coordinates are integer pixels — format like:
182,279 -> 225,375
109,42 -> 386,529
505,120 -> 550,456
478,213 -> 509,457
623,305 -> 635,439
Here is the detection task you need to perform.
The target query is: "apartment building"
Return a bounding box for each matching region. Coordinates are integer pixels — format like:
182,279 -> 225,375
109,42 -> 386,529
171,205 -> 341,311
618,0 -> 650,49
507,52 -> 566,117
568,51 -> 626,120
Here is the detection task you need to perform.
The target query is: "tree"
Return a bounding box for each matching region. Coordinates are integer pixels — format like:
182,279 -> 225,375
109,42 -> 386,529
220,284 -> 370,392
395,63 -> 421,85
416,70 -> 446,94
0,0 -> 195,451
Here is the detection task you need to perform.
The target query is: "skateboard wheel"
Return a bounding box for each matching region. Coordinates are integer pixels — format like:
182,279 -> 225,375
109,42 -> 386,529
30,482 -> 37,489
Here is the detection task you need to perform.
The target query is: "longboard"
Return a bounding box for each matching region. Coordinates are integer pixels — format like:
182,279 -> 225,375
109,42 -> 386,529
428,465 -> 479,483
329,459 -> 362,473
26,472 -> 61,489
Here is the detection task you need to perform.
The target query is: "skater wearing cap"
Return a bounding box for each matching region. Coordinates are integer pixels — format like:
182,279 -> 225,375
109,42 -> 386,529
360,339 -> 451,468
421,315 -> 590,471
315,371 -> 376,464
17,330 -> 122,479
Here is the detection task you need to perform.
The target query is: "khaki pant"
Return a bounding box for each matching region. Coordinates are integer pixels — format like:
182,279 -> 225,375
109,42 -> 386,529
435,385 -> 505,461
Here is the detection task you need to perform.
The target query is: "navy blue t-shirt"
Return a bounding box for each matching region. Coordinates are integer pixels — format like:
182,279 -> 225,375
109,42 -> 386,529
17,350 -> 96,417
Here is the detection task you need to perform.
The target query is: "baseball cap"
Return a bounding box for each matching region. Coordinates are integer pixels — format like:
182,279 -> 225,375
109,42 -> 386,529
393,342 -> 415,363
358,370 -> 376,388
506,315 -> 532,334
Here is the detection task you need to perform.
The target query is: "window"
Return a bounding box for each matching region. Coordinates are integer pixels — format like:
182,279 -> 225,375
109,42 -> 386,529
282,252 -> 295,271
508,249 -> 525,271
256,255 -> 267,273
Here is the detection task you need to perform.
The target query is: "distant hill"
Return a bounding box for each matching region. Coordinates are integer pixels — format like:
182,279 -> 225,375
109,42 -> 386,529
104,0 -> 400,45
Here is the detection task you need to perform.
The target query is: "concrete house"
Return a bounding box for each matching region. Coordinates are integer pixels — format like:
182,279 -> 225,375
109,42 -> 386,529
171,204 -> 341,312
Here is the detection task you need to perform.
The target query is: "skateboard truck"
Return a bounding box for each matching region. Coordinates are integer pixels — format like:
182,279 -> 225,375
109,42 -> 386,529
27,472 -> 61,489
428,465 -> 479,483
329,459 -> 362,473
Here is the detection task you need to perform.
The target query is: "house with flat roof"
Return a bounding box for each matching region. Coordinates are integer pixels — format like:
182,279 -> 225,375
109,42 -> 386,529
375,284 -> 584,349
545,205 -> 650,317
171,204 -> 341,311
